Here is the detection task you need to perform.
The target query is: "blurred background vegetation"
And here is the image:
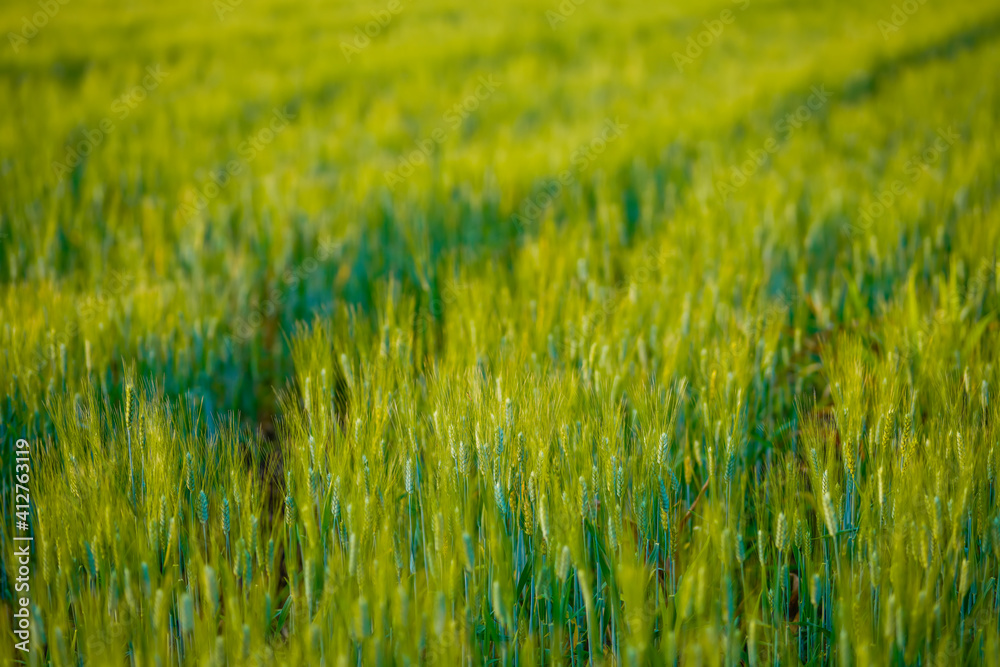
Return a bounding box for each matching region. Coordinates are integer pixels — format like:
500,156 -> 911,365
2,0 -> 1000,663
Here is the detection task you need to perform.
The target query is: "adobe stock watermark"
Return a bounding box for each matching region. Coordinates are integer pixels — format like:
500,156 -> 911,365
877,0 -> 929,39
30,270 -> 135,371
178,107 -> 294,220
340,0 -> 404,62
584,244 -> 678,336
546,0 -> 586,29
229,237 -> 341,343
383,75 -> 501,191
714,85 -> 830,201
846,126 -> 959,238
509,117 -> 627,231
7,0 -> 71,53
411,279 -> 473,341
673,0 -> 750,72
214,0 -> 244,21
51,66 -> 168,182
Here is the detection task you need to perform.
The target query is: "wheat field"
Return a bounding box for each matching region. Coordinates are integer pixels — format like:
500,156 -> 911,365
2,0 -> 1000,664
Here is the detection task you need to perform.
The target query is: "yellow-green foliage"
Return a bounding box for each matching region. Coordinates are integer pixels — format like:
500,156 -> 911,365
2,0 -> 1000,664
